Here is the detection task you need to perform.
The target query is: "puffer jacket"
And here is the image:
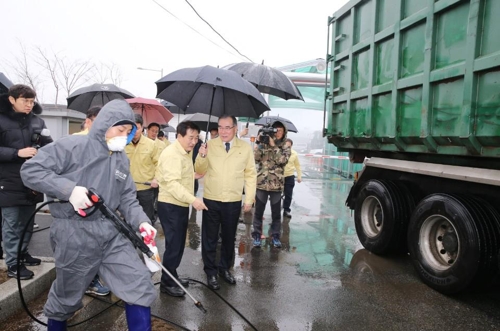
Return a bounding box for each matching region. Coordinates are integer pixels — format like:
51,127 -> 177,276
0,93 -> 53,206
254,122 -> 291,192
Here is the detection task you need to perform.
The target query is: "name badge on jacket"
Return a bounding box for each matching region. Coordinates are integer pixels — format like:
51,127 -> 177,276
115,169 -> 127,181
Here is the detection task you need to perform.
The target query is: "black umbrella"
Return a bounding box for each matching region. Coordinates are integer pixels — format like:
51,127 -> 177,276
255,115 -> 298,133
161,124 -> 176,133
67,83 -> 135,113
222,62 -> 304,101
160,100 -> 182,114
155,66 -> 269,123
0,72 -> 14,94
182,113 -> 219,132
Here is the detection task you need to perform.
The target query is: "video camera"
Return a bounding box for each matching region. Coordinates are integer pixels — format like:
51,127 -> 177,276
256,125 -> 277,145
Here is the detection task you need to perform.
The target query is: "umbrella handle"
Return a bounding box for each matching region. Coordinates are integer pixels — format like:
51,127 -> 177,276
200,140 -> 207,158
200,85 -> 216,158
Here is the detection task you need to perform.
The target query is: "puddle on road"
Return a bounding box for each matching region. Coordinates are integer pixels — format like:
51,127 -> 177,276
233,175 -> 364,284
286,178 -> 362,279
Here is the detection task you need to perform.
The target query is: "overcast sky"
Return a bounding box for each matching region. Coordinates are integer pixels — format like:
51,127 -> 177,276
1,0 -> 348,104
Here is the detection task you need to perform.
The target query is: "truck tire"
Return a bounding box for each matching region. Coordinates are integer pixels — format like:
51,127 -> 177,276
407,194 -> 492,294
392,180 -> 416,252
459,195 -> 500,286
354,180 -> 412,255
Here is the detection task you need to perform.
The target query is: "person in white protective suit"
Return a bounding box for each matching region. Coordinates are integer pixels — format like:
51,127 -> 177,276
20,99 -> 157,331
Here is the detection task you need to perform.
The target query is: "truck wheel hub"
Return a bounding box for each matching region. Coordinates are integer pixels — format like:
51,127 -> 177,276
420,215 -> 460,270
442,232 -> 458,253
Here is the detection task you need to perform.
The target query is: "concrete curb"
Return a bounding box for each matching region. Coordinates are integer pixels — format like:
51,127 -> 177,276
0,258 -> 56,322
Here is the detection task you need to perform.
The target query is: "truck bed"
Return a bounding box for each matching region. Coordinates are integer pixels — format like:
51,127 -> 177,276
326,0 -> 500,159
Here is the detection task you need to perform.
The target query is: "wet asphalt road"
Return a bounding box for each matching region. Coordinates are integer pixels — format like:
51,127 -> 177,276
3,156 -> 500,330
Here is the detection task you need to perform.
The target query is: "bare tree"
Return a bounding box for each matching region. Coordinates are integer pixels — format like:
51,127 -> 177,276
106,63 -> 124,86
7,42 -> 44,100
58,57 -> 95,96
92,63 -> 110,84
3,42 -> 126,104
35,46 -> 60,106
92,62 -> 124,86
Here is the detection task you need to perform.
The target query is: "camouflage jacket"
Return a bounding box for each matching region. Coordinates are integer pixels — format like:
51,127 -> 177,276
254,139 -> 291,192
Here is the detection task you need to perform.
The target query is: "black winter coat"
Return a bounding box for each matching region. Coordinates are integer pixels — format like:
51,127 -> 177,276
0,94 -> 53,207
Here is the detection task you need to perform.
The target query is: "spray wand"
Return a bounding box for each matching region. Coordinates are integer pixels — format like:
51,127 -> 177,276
84,189 -> 207,314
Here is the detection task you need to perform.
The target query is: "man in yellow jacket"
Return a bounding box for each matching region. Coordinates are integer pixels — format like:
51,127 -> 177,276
73,106 -> 101,136
283,138 -> 302,218
124,114 -> 162,223
156,121 -> 207,297
146,122 -> 168,219
157,130 -> 170,146
147,122 -> 170,148
195,115 -> 257,290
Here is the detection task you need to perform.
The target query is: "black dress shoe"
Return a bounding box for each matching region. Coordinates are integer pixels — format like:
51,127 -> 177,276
218,270 -> 236,284
207,275 -> 220,290
283,210 -> 292,218
177,278 -> 189,287
160,285 -> 185,297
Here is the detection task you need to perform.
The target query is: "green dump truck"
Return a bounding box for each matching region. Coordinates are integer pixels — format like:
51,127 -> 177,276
325,0 -> 500,294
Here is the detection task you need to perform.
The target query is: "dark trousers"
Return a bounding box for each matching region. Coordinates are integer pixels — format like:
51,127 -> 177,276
0,207 -> 3,255
202,198 -> 241,276
158,202 -> 189,287
2,205 -> 36,266
137,188 -> 155,222
153,188 -> 159,217
252,190 -> 282,239
283,176 -> 295,212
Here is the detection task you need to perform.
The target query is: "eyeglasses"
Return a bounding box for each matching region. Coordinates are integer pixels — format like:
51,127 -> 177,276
218,126 -> 235,131
18,98 -> 35,106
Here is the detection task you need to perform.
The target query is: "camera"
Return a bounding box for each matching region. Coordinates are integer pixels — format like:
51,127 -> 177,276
256,125 -> 277,144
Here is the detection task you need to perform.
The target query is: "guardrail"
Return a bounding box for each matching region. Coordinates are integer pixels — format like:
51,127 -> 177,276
298,153 -> 355,179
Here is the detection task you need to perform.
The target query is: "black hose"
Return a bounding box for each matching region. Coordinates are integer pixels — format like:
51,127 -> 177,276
33,226 -> 50,233
16,200 -> 56,327
186,278 -> 259,331
16,200 -> 133,328
15,201 -> 258,331
15,201 -> 193,330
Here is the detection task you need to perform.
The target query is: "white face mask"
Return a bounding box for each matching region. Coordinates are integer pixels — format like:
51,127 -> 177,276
107,136 -> 128,152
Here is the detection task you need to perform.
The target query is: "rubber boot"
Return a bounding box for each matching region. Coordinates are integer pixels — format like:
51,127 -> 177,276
125,303 -> 151,331
47,319 -> 67,331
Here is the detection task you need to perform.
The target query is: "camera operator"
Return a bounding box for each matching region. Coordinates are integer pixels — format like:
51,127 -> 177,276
252,121 -> 290,248
0,84 -> 53,280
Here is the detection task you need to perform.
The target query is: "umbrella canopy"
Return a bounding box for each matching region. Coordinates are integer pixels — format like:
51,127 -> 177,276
255,115 -> 298,133
182,113 -> 219,132
67,83 -> 135,113
223,62 -> 304,101
155,65 -> 269,119
126,97 -> 173,126
161,125 -> 176,133
160,100 -> 182,114
0,72 -> 14,94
